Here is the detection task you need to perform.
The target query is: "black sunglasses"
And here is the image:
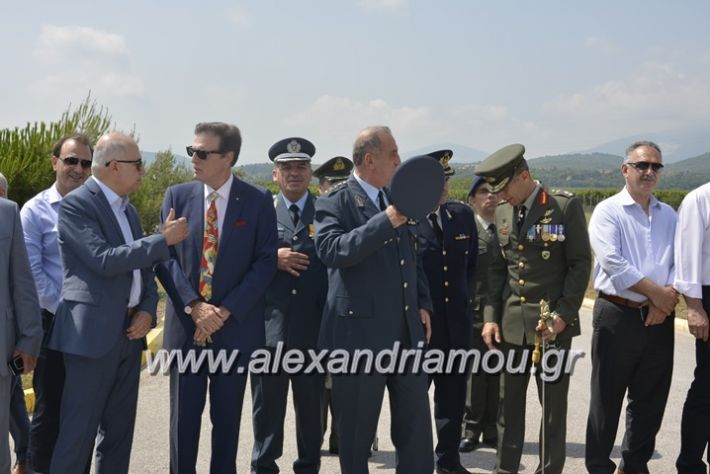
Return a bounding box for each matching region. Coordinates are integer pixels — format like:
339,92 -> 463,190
58,156 -> 92,169
626,161 -> 664,172
186,146 -> 223,160
107,159 -> 144,170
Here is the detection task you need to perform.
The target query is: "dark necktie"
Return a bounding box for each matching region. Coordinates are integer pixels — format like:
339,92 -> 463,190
377,190 -> 387,211
488,223 -> 497,236
517,205 -> 527,232
289,204 -> 300,227
429,212 -> 443,243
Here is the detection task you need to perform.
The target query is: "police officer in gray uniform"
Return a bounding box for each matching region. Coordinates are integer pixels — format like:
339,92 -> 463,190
250,137 -> 327,474
315,126 -> 434,474
477,144 -> 591,474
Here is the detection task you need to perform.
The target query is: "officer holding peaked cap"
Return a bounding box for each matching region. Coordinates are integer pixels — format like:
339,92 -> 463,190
252,136 -> 328,474
475,144 -> 591,474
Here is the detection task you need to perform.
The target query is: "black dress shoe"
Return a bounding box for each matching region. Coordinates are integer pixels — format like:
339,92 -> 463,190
458,437 -> 479,453
481,436 -> 498,448
435,465 -> 472,474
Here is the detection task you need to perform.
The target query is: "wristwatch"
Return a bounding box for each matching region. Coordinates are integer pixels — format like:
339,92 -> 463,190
184,301 -> 198,315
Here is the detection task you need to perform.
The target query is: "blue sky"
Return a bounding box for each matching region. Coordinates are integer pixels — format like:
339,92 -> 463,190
2,1 -> 710,164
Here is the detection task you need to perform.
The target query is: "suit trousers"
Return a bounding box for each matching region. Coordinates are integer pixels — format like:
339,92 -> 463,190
429,369 -> 467,469
1,374 -> 11,474
332,367 -> 433,474
50,335 -> 143,474
496,339 -> 572,474
169,351 -> 248,474
677,286 -> 710,474
9,375 -> 29,464
463,327 -> 499,442
250,369 -> 324,474
585,299 -> 674,474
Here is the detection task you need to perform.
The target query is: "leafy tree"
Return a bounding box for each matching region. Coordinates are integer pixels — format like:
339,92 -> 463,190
0,94 -> 112,205
132,149 -> 192,234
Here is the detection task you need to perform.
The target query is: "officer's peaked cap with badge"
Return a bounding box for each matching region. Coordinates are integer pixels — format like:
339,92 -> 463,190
467,176 -> 486,199
474,143 -> 526,193
313,156 -> 353,181
426,149 -> 455,177
268,137 -> 315,163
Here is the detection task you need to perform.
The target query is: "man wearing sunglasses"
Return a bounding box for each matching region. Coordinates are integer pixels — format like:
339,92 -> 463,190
20,134 -> 93,474
586,141 -> 678,474
47,132 -> 189,473
155,122 -> 277,473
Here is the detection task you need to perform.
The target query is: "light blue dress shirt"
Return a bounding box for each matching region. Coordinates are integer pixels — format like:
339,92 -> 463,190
281,191 -> 308,214
589,186 -> 676,302
20,183 -> 64,313
353,172 -> 388,209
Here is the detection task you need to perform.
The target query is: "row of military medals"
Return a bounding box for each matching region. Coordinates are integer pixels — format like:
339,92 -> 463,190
526,224 -> 566,243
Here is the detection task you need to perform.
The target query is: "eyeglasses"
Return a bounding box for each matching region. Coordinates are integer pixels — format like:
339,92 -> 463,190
58,156 -> 92,169
107,159 -> 144,170
186,146 -> 223,160
625,161 -> 664,172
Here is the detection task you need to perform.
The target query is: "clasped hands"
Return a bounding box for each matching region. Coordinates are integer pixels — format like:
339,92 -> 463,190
191,302 -> 230,345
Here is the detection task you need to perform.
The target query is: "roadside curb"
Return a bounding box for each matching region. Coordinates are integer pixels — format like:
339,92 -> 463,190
24,324 -> 165,413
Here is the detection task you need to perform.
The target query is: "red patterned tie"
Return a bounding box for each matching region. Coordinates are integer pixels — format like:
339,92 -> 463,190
199,192 -> 219,300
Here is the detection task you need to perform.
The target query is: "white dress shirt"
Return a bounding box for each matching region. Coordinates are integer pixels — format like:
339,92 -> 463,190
93,177 -> 142,308
20,183 -> 64,313
674,182 -> 710,299
353,172 -> 388,209
203,173 -> 234,244
589,186 -> 677,302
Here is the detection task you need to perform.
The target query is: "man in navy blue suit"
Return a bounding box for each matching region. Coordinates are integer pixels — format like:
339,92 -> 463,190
156,122 -> 278,474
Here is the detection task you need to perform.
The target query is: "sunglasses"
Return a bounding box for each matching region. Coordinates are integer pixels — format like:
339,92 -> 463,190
186,146 -> 223,160
58,156 -> 92,169
107,159 -> 144,170
626,161 -> 664,172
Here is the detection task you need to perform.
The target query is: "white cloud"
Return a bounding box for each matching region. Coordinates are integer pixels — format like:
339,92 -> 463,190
356,0 -> 408,10
226,5 -> 252,28
31,25 -> 144,100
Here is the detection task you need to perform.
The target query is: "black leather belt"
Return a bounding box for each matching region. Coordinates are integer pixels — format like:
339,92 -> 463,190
598,292 -> 648,309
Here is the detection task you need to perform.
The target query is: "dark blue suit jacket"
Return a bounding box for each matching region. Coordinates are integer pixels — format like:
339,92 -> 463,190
265,192 -> 327,349
314,176 -> 432,353
418,201 -> 477,350
156,178 -> 278,354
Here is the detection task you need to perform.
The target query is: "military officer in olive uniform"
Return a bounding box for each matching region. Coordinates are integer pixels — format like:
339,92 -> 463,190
250,137 -> 327,474
418,150 -> 477,474
460,177 -> 501,453
314,156 -> 354,196
313,155 -> 354,454
477,144 -> 591,474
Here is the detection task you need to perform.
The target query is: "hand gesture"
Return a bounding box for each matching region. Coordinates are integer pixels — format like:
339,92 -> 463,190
162,208 -> 189,246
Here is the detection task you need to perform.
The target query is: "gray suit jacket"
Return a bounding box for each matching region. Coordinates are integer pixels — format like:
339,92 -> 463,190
47,178 -> 170,358
0,198 -> 42,375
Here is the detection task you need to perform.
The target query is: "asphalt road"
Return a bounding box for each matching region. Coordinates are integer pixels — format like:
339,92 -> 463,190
15,304 -> 691,473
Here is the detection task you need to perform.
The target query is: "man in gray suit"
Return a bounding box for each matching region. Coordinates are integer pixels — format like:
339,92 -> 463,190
0,196 -> 43,474
46,132 -> 189,473
314,126 -> 434,474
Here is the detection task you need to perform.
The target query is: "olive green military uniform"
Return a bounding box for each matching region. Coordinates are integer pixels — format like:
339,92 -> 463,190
477,144 -> 591,474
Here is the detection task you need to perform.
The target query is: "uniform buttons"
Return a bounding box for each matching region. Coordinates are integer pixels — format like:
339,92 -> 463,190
519,279 -> 525,286
443,266 -> 448,272
518,262 -> 525,269
517,244 -> 524,251
400,259 -> 405,266
405,305 -> 409,311
293,236 -> 298,241
442,250 -> 447,256
444,281 -> 449,287
291,289 -> 297,295
396,237 -> 400,243
520,296 -> 527,304
384,240 -> 389,244
403,282 -> 408,288
465,250 -> 469,255
348,310 -> 354,315
445,297 -> 449,303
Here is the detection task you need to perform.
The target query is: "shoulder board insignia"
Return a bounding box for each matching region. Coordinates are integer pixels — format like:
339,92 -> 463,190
324,180 -> 348,196
539,190 -> 548,206
550,188 -> 575,198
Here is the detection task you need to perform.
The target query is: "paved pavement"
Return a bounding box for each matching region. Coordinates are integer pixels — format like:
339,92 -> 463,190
124,303 -> 696,473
